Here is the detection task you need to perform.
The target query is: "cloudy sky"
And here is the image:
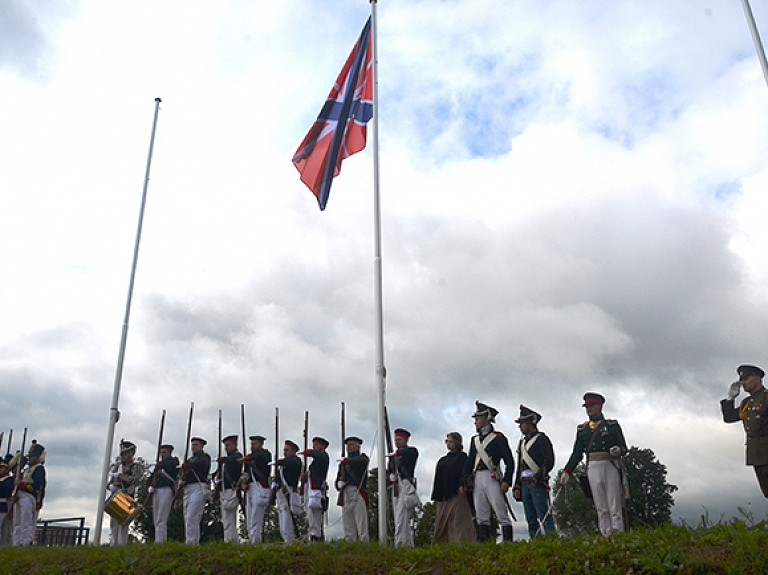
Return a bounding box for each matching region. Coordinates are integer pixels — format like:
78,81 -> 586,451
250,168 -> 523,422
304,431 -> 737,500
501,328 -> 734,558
2,0 -> 768,542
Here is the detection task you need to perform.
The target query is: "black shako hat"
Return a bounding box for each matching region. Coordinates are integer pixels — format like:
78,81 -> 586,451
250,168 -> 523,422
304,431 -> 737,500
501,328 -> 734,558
120,440 -> 136,454
284,440 -> 299,452
582,392 -> 606,407
515,404 -> 541,425
738,365 -> 765,379
472,401 -> 498,421
222,435 -> 239,443
312,436 -> 329,447
28,440 -> 45,458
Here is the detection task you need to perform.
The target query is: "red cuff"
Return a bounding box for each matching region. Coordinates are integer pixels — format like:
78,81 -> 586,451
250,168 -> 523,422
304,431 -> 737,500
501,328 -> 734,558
564,467 -> 573,475
18,482 -> 26,489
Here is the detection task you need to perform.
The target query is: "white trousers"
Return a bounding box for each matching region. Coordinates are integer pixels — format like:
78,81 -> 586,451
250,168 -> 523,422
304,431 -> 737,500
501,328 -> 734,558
1,513 -> 12,546
393,479 -> 417,547
220,488 -> 240,544
588,460 -> 624,536
341,485 -> 369,543
183,483 -> 207,545
473,470 -> 512,527
245,484 -> 269,543
110,515 -> 129,546
276,489 -> 296,542
152,487 -> 174,543
13,492 -> 37,546
304,484 -> 323,539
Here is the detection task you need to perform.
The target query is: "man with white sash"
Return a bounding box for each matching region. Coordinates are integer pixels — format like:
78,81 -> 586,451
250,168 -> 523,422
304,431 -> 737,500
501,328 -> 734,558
461,401 -> 515,542
182,437 -> 211,545
512,405 -> 556,538
239,435 -> 272,543
216,434 -> 243,544
12,441 -> 46,546
150,443 -> 178,543
301,436 -> 330,542
275,440 -> 302,542
388,428 -> 419,547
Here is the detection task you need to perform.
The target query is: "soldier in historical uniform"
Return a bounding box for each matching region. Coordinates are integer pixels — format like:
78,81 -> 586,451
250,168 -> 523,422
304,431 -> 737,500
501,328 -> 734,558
721,364 -> 768,497
216,434 -> 243,543
0,461 -> 15,547
239,435 -> 272,543
336,436 -> 369,543
388,428 -> 419,547
512,405 -> 556,538
275,440 -> 302,542
431,432 -> 476,544
461,401 -> 515,542
12,441 -> 46,546
149,443 -> 178,543
301,436 -> 330,542
182,437 -> 211,545
108,440 -> 141,546
561,392 -> 627,537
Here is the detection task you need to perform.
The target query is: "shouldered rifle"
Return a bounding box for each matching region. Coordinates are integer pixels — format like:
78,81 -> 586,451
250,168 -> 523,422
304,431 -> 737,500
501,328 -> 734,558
213,409 -> 222,502
144,409 -> 166,508
5,429 -> 12,461
238,403 -> 247,511
300,411 -> 309,491
8,427 -> 28,522
384,406 -> 399,497
268,407 -> 279,506
174,402 -> 194,503
336,402 -> 345,507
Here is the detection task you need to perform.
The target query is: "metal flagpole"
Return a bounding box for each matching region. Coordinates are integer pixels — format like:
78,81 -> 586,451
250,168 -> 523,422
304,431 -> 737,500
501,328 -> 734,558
369,0 -> 388,546
94,98 -> 162,545
741,0 -> 768,89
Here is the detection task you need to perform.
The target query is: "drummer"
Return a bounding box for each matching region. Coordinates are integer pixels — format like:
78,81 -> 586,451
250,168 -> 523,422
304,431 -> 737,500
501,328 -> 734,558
108,440 -> 141,546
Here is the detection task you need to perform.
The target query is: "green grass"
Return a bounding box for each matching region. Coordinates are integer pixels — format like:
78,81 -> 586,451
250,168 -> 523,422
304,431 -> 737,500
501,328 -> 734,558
1,522 -> 768,575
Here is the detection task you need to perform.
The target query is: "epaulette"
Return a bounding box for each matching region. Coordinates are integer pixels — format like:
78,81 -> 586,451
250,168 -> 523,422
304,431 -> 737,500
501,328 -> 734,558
494,431 -> 504,437
577,421 -> 589,431
605,419 -> 619,425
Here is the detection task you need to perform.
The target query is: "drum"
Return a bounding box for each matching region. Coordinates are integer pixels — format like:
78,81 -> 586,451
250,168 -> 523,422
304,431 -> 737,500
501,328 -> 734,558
105,490 -> 141,525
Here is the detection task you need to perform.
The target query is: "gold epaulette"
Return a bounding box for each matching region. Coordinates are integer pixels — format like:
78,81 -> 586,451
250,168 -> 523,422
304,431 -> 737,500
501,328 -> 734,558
576,421 -> 589,431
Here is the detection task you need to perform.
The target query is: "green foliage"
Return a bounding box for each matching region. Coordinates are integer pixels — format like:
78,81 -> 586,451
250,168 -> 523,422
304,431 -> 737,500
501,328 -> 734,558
553,446 -> 677,537
5,522 -> 768,574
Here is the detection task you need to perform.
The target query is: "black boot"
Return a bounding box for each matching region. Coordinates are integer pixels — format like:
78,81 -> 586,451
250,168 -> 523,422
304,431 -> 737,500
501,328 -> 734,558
502,525 -> 514,542
478,524 -> 490,543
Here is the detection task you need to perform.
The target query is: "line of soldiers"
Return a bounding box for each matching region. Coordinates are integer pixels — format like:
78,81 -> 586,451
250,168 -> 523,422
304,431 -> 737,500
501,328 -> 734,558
104,391 -> 635,545
0,440 -> 48,546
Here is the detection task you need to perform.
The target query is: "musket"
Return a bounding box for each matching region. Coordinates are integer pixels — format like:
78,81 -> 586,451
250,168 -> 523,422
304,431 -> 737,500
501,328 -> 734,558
336,402 -> 345,507
5,429 -> 12,461
239,404 -> 247,512
144,409 -> 166,508
383,406 -> 399,497
213,409 -> 222,502
8,428 -> 28,522
174,402 -> 194,503
300,411 -> 309,492
268,407 -> 279,506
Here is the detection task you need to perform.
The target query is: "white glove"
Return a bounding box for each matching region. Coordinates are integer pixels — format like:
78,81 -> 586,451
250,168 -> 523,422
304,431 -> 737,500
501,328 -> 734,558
111,472 -> 120,479
727,381 -> 741,400
268,461 -> 277,466
271,482 -> 279,490
388,473 -> 397,482
147,486 -> 155,494
336,480 -> 346,490
609,446 -> 622,457
214,477 -> 222,485
559,473 -> 570,486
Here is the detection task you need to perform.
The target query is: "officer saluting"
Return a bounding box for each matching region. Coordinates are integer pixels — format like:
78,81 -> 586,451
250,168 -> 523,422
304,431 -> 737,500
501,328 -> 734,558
561,393 -> 627,537
461,401 -> 515,543
721,364 -> 768,497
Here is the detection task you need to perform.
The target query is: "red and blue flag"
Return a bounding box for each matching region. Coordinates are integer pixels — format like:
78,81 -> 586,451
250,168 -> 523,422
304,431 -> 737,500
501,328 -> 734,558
292,18 -> 373,211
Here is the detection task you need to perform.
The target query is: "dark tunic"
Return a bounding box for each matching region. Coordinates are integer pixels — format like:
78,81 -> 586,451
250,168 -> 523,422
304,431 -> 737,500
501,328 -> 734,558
217,450 -> 243,490
564,417 -> 627,474
462,428 -> 515,485
242,448 -> 272,487
184,451 -> 211,484
336,451 -> 369,488
155,456 -> 179,489
431,450 -> 468,501
277,454 -> 302,489
389,445 -> 419,481
305,449 -> 330,489
513,431 -> 555,489
722,387 -> 768,466
20,464 -> 46,507
0,475 -> 14,513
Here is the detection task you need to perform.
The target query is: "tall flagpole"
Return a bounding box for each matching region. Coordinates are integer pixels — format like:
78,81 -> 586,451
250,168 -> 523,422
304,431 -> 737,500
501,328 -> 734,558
741,0 -> 768,89
94,98 -> 162,545
370,0 -> 388,546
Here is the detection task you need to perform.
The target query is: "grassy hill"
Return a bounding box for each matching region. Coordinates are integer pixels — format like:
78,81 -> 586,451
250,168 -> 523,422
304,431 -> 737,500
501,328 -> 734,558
1,521 -> 767,574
